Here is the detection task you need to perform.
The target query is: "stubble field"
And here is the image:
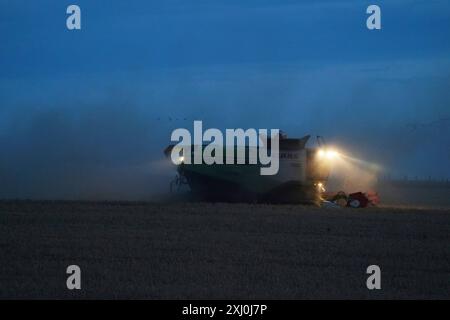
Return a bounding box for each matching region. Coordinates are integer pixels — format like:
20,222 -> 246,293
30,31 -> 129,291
0,200 -> 449,299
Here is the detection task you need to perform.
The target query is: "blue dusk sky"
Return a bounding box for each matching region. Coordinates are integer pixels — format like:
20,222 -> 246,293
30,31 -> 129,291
1,0 -> 449,199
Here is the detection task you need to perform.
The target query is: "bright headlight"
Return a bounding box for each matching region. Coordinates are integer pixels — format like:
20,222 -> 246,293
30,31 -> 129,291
325,150 -> 338,159
317,149 -> 325,158
317,148 -> 340,160
316,182 -> 326,192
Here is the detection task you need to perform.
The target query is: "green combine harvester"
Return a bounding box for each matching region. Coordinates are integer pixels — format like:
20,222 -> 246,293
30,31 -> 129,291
164,135 -> 335,204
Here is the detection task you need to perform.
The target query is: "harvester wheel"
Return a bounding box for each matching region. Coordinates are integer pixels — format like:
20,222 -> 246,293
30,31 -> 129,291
169,175 -> 180,193
169,173 -> 187,193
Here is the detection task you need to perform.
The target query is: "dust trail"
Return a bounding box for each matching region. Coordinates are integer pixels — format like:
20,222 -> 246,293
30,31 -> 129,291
326,154 -> 382,193
0,102 -> 177,200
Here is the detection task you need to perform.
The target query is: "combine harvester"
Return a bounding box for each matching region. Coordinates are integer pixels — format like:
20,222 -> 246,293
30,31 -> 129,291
164,135 -> 340,204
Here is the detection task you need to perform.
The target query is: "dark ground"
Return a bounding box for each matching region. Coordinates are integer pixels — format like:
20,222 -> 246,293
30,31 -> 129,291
0,200 -> 449,299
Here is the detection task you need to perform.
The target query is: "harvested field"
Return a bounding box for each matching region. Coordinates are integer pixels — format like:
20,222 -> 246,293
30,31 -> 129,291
0,201 -> 449,299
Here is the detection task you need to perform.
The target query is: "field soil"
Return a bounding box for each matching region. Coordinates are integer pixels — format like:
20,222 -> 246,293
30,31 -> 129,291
0,200 -> 449,299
